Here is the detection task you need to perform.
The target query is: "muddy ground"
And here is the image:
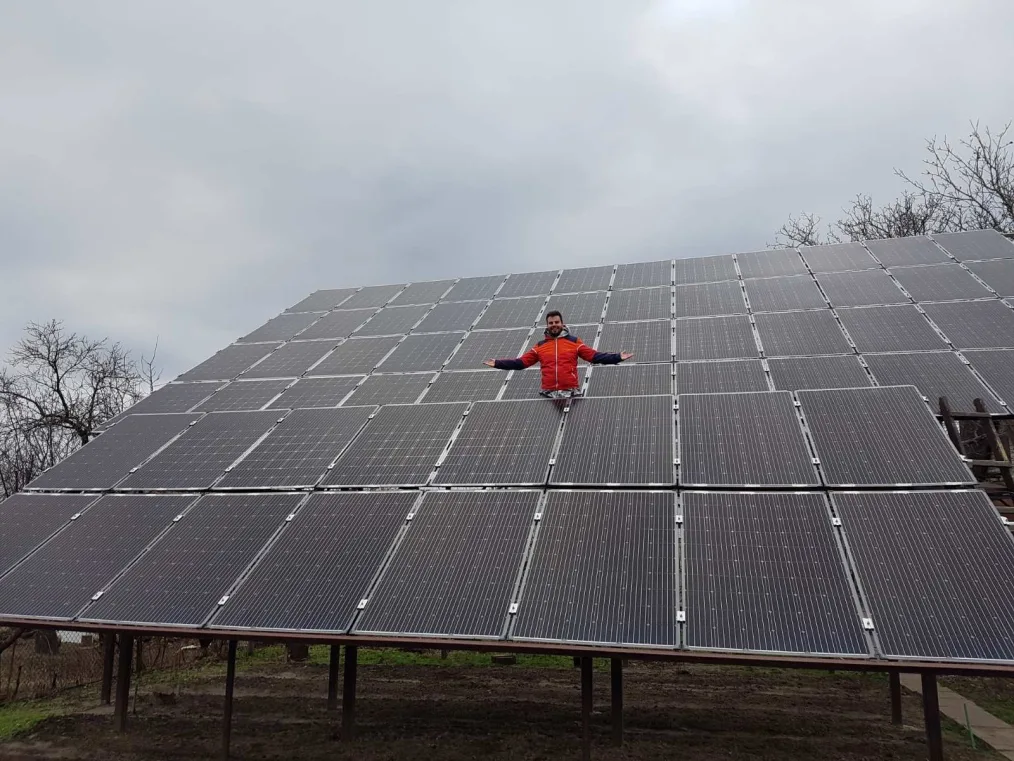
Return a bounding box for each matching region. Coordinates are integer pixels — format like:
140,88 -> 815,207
0,656 -> 1001,760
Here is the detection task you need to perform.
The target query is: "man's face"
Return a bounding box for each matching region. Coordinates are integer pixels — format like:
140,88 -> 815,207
546,315 -> 564,336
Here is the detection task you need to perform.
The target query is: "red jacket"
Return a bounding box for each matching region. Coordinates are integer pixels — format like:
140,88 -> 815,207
494,329 -> 623,391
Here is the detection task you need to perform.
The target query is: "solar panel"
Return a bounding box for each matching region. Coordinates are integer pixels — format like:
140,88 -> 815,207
921,300 -> 1014,348
295,309 -> 377,340
743,275 -> 827,312
736,249 -> 807,278
266,376 -> 362,409
586,362 -> 671,397
389,279 -> 455,305
339,283 -> 406,309
502,366 -> 587,399
934,229 -> 1014,262
445,328 -> 532,370
0,495 -> 193,620
0,494 -> 99,575
816,269 -> 910,307
305,336 -> 401,375
799,242 -> 878,273
964,349 -> 1014,405
614,259 -> 671,288
412,301 -> 486,333
513,491 -> 676,646
119,411 -> 281,490
354,490 -> 537,638
767,355 -> 871,392
836,305 -> 948,353
217,407 -> 375,488
683,491 -> 868,656
965,259 -> 1014,297
673,254 -> 737,284
376,333 -> 463,372
833,490 -> 1014,661
797,386 -> 975,486
555,265 -> 613,293
193,379 -> 290,412
552,395 -> 674,485
422,370 -> 506,403
210,492 -> 416,632
863,351 -> 1004,413
285,288 -> 358,313
442,275 -> 506,302
865,236 -> 950,266
435,400 -> 562,485
889,263 -> 992,302
673,315 -> 757,361
238,312 -> 321,344
353,305 -> 430,336
497,270 -> 557,298
26,414 -> 196,490
241,340 -> 336,379
176,343 -> 281,382
676,359 -> 768,394
678,391 -> 818,487
600,321 -> 671,364
81,493 -> 300,627
473,296 -> 545,330
606,287 -> 672,322
323,403 -> 466,486
545,291 -> 608,325
98,382 -> 222,429
673,280 -> 747,318
343,373 -> 433,406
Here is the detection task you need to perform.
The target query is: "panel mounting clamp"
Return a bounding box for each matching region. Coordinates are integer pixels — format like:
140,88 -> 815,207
70,513 -> 82,521
172,514 -> 184,522
831,517 -> 842,527
534,511 -> 542,521
357,598 -> 369,610
675,514 -> 683,525
90,591 -> 104,601
285,513 -> 296,522
509,603 -> 519,615
676,610 -> 686,623
217,595 -> 230,606
862,617 -> 875,630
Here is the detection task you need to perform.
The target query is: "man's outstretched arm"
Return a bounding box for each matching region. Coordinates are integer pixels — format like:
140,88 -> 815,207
576,341 -> 634,365
483,347 -> 540,370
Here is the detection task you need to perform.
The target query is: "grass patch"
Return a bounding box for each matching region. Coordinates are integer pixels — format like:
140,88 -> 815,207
0,703 -> 53,740
943,677 -> 1014,726
239,644 -> 578,670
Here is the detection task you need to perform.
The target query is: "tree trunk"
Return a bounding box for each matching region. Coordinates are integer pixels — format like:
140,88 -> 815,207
34,630 -> 60,655
286,643 -> 309,662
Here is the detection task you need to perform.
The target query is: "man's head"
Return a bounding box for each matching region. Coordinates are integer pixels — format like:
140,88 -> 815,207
545,310 -> 565,337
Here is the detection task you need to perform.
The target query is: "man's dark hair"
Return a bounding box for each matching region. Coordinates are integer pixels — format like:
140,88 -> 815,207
545,310 -> 564,323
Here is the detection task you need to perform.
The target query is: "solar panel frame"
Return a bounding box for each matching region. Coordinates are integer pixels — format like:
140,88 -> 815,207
343,373 -> 434,406
265,376 -> 363,409
921,299 -> 1014,349
544,291 -> 608,325
442,275 -> 506,302
305,336 -> 401,376
815,269 -> 910,307
422,370 -> 506,403
767,355 -> 872,392
338,283 -> 406,309
285,288 -> 358,313
888,264 -> 993,302
964,259 -> 1014,297
743,275 -> 827,312
240,340 -> 337,379
964,349 -> 1014,405
614,260 -> 672,288
606,286 -> 672,322
513,490 -> 676,647
673,315 -> 758,361
295,309 -> 378,340
736,249 -> 808,278
554,265 -> 614,293
445,328 -> 532,370
552,395 -> 674,486
209,492 -> 417,633
388,279 -> 455,305
353,490 -> 538,639
673,280 -> 747,318
835,305 -> 949,353
797,386 -> 976,487
238,312 -> 321,344
676,359 -> 769,394
865,236 -> 951,266
586,362 -> 672,397
412,301 -> 486,333
600,320 -> 672,364
799,242 -> 879,273
473,296 -> 546,330
375,333 -> 463,372
176,343 -> 281,382
683,491 -> 869,657
863,351 -> 1004,413
678,391 -> 819,487
497,270 -> 558,298
323,402 -> 467,487
98,382 -> 222,429
353,305 -> 431,336
434,399 -> 562,486
933,229 -> 1014,262
80,493 -> 301,627
833,490 -> 1014,662
0,494 -> 101,577
118,410 -> 282,490
193,379 -> 291,412
673,254 -> 737,285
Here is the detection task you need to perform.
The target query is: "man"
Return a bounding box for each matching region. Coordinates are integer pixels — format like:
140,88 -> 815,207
484,311 -> 634,396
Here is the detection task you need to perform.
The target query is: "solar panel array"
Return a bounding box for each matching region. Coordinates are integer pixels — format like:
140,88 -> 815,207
7,230 -> 1014,666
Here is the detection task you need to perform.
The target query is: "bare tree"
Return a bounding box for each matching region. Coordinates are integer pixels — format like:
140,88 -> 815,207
775,121 -> 1014,247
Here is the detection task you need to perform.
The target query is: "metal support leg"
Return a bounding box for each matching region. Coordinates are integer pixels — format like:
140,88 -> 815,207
890,671 -> 902,725
327,645 -> 340,711
342,646 -> 358,740
114,633 -> 134,732
611,658 -> 623,746
100,634 -> 115,705
581,657 -> 593,761
223,640 -> 237,760
922,672 -> 943,761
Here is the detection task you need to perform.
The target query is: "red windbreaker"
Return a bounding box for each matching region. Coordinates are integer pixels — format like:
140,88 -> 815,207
493,329 -> 623,391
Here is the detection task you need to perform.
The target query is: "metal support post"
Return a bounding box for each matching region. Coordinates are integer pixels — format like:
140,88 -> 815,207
100,634 -> 115,705
342,645 -> 358,740
327,645 -> 341,711
114,633 -> 134,732
222,640 -> 237,760
581,657 -> 593,761
922,672 -> 943,761
611,658 -> 623,746
889,671 -> 902,725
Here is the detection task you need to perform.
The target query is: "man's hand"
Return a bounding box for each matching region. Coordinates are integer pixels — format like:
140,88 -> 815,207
483,360 -> 496,367
620,352 -> 634,361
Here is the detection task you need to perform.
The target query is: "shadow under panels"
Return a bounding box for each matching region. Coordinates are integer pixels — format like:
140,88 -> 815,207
423,371 -> 506,403
815,269 -> 909,307
412,301 -> 486,333
683,492 -> 869,656
965,259 -> 1014,297
353,305 -> 430,336
442,275 -> 505,302
98,382 -> 222,430
921,300 -> 1014,349
286,288 -> 358,313
0,495 -> 195,621
266,376 -> 363,409
673,254 -> 736,285
866,236 -> 951,267
513,491 -> 676,647
599,321 -> 672,364
606,286 -> 672,322
586,362 -> 671,397
80,494 -> 300,628
555,265 -> 613,294
964,350 -> 1014,405
767,356 -> 872,392
678,392 -> 818,487
833,490 -> 1014,661
888,264 -> 993,302
743,275 -> 826,312
673,281 -> 746,318
296,309 -> 377,340
863,351 -> 1004,413
676,359 -> 768,394
445,328 -> 531,370
343,373 -> 433,405
674,315 -> 757,361
242,340 -> 336,379
473,296 -> 545,330
0,494 -> 100,576
835,305 -> 947,353
736,249 -> 807,279
339,283 -> 406,310
176,343 -> 281,383
799,242 -> 878,273
306,336 -> 401,376
238,312 -> 322,344
388,279 -> 455,306
614,259 -> 671,289
194,379 -> 291,412
354,490 -> 539,639
934,229 -> 1014,262
797,386 -> 974,487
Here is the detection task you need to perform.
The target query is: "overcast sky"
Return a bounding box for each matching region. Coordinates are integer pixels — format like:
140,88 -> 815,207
2,1 -> 1013,380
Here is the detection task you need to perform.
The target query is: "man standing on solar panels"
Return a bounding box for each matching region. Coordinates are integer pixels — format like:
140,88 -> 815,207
483,310 -> 633,397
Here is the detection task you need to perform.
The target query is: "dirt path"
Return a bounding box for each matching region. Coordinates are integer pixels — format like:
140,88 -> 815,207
1,660 -> 1001,760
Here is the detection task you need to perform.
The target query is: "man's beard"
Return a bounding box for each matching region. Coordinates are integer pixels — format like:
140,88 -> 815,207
547,325 -> 563,336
